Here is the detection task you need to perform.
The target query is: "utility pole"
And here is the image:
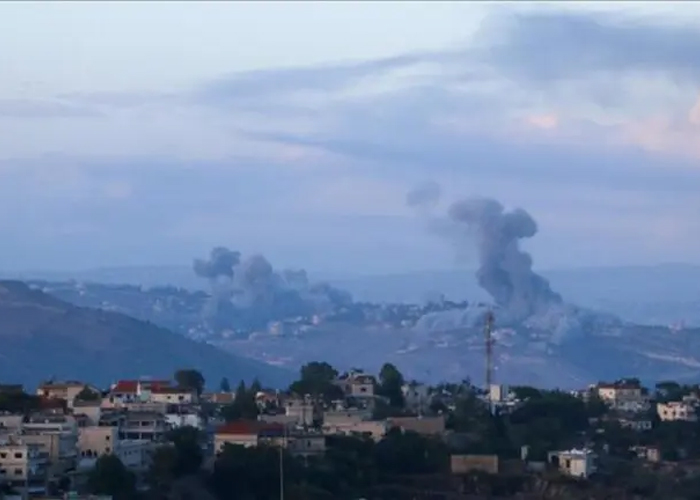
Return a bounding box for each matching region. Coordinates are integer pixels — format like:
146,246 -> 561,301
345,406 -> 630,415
279,426 -> 286,500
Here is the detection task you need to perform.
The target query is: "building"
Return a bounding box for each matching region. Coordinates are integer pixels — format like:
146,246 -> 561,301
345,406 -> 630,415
165,410 -> 206,431
36,381 -> 95,407
0,437 -> 49,496
322,408 -> 373,427
402,383 -> 432,414
78,426 -> 119,458
450,455 -> 499,475
336,372 -> 376,398
214,421 -> 286,452
657,401 -> 697,422
322,419 -> 388,442
120,411 -> 167,441
614,412 -> 653,431
149,387 -> 197,405
20,414 -> 79,475
283,396 -> 317,426
548,448 -> 596,479
595,381 -> 649,413
214,421 -> 326,458
106,380 -> 172,407
388,415 -> 446,436
78,425 -> 154,471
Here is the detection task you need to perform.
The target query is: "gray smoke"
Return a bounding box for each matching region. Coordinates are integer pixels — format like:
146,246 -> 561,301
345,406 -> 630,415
234,254 -> 276,307
193,247 -> 240,280
407,187 -> 562,320
193,247 -> 353,327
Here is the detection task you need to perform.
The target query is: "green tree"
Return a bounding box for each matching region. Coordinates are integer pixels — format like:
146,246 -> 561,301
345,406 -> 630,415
289,361 -> 344,401
250,377 -> 262,395
148,426 -> 204,495
377,363 -> 405,408
219,377 -> 231,393
221,381 -> 258,421
86,454 -> 136,500
75,385 -> 101,402
174,368 -> 205,396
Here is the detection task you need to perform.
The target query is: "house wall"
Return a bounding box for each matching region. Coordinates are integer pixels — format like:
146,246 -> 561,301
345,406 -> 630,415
78,426 -> 118,457
451,455 -> 499,475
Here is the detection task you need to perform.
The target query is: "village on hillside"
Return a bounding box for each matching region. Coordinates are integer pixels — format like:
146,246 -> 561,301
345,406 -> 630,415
2,364 -> 700,499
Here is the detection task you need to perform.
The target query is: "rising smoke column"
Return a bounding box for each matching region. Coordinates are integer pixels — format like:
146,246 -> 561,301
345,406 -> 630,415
193,247 -> 240,281
407,185 -> 562,320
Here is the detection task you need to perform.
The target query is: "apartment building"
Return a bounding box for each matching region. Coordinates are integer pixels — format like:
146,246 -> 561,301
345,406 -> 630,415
214,421 -> 326,458
78,425 -> 154,472
596,381 -> 648,412
149,387 -> 197,405
283,396 -> 317,426
106,379 -> 172,407
214,421 -> 285,451
37,381 -> 98,408
336,372 -> 376,398
657,401 -> 698,422
0,437 -> 49,496
119,411 -> 167,442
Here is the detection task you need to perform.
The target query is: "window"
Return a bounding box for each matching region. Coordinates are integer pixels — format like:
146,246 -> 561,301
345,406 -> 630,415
14,468 -> 22,476
105,436 -> 111,441
0,452 -> 6,458
14,452 -> 22,459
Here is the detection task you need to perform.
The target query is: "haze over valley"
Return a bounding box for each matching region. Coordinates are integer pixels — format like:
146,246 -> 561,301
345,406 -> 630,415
2,2 -> 700,389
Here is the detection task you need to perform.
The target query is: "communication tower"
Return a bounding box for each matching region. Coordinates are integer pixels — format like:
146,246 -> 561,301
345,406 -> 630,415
484,310 -> 495,390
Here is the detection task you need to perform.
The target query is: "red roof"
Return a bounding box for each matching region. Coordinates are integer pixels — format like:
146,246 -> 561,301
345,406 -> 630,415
216,421 -> 285,436
111,380 -> 172,394
151,387 -> 191,395
112,381 -> 138,394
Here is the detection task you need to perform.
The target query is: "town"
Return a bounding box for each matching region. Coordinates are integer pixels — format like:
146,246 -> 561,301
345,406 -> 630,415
2,364 -> 700,499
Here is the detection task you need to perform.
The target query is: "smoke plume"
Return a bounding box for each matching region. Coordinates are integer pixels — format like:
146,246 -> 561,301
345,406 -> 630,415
193,246 -> 352,330
407,186 -> 562,320
193,247 -> 240,280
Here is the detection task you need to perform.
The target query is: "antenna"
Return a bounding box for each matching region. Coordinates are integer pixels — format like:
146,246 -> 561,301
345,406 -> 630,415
484,311 -> 495,391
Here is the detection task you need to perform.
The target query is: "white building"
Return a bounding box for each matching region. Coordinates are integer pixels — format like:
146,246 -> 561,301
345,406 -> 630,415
657,401 -> 697,422
165,411 -> 206,430
548,448 -> 596,479
402,383 -> 432,414
0,437 -> 49,495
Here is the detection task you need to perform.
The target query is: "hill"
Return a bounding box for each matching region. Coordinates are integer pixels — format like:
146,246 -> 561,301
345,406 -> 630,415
7,263 -> 700,325
0,280 -> 292,389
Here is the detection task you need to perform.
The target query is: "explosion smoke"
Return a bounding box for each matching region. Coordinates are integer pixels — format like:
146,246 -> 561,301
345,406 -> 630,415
407,186 -> 562,320
193,247 -> 240,280
193,246 -> 353,330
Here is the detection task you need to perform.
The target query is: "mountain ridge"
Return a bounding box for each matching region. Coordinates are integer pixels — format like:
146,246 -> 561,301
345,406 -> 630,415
0,280 -> 292,389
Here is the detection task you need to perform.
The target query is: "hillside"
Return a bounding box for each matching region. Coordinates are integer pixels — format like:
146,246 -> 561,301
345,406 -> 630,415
0,280 -> 292,389
7,263 -> 700,325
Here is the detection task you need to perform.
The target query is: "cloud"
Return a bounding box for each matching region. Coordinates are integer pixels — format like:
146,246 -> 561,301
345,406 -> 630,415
0,98 -> 102,118
2,7 -> 700,272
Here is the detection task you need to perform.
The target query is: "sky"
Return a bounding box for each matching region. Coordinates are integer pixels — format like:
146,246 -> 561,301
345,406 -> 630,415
1,1 -> 700,276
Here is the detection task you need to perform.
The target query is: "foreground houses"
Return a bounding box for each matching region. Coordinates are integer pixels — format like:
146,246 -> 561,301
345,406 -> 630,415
7,366 -> 700,499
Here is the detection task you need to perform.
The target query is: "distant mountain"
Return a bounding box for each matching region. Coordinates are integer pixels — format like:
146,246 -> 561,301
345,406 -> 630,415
329,264 -> 700,326
0,281 -> 292,389
5,263 -> 699,326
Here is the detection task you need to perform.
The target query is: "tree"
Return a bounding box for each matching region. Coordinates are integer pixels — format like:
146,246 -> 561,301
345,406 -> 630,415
219,377 -> 231,393
174,369 -> 205,396
249,378 -> 262,395
75,385 -> 101,402
377,363 -> 405,408
148,426 -> 204,495
289,361 -> 344,401
221,381 -> 258,421
87,455 -> 136,500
